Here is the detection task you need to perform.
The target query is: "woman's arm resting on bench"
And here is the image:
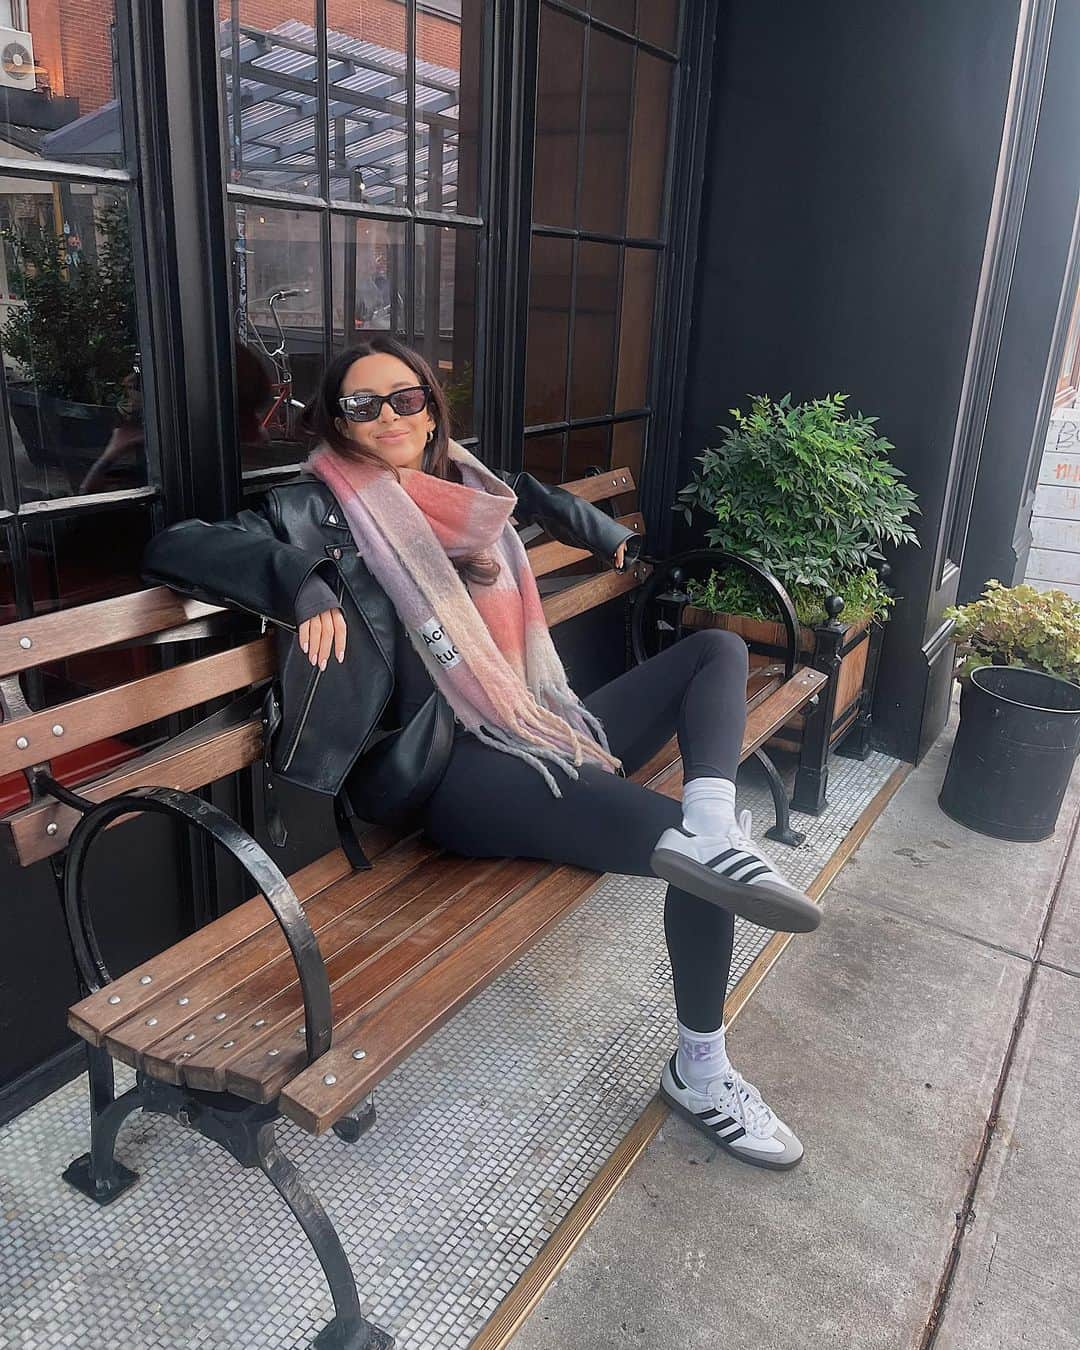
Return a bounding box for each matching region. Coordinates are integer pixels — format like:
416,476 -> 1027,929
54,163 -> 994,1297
496,469 -> 642,570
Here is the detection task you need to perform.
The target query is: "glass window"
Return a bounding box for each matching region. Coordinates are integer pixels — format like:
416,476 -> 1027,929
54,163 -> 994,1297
416,0 -> 483,216
0,183 -> 145,501
331,214 -> 407,343
566,422 -> 611,481
26,504 -> 151,614
589,0 -> 636,36
627,52 -> 672,239
615,246 -> 657,411
230,202 -> 324,473
532,8 -> 584,230
580,29 -> 633,236
220,2 -> 322,198
0,1 -> 125,170
414,224 -> 478,437
638,0 -> 680,52
525,234 -> 573,426
522,431 -> 565,485
571,240 -> 619,419
327,4 -> 408,206
612,416 -> 646,484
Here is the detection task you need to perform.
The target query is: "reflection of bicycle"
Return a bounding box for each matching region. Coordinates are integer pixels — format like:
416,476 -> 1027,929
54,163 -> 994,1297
248,287 -> 309,440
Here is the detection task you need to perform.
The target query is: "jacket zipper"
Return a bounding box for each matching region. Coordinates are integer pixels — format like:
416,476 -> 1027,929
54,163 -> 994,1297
280,662 -> 322,771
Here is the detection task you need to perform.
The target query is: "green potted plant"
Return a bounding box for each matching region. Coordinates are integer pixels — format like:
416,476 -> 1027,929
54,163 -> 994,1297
1,198 -> 138,488
938,581 -> 1080,840
674,393 -> 918,760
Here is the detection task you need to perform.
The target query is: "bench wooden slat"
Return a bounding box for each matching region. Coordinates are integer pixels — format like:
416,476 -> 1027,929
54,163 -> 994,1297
0,588 -> 223,677
541,565 -> 645,627
0,638 -> 276,779
222,858 -> 547,1101
278,862 -> 606,1134
141,854 -> 491,1087
527,513 -> 644,578
2,718 -> 265,867
555,466 -> 636,505
67,831 -> 426,1046
742,667 -> 827,755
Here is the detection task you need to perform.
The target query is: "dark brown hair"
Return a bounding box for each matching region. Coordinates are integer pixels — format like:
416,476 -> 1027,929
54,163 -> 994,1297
301,336 -> 499,583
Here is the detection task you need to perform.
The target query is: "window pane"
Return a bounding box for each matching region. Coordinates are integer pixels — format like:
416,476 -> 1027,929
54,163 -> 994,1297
0,522 -> 15,624
627,52 -> 672,239
415,0 -> 484,216
571,241 -> 618,419
0,184 -> 146,502
533,8 -> 584,230
525,234 -> 573,427
523,431 -> 565,485
616,246 -> 657,410
27,505 -> 152,615
415,224 -> 478,439
612,416 -> 646,485
638,0 -> 679,52
579,29 -> 633,236
590,0 -> 636,33
220,3 -> 321,198
565,422 -> 611,480
326,5 -> 408,205
0,2 -> 124,169
230,203 -> 324,474
331,214 -> 407,345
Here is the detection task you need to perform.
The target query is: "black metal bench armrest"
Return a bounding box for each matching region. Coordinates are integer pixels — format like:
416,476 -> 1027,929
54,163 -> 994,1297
632,549 -> 801,678
54,782 -> 332,1067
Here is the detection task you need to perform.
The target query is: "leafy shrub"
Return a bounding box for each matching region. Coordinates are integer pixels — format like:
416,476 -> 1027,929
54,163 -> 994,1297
675,393 -> 918,621
686,564 -> 895,628
945,580 -> 1080,684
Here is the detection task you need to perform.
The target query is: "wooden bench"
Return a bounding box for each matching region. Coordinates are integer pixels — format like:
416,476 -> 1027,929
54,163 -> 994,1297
0,467 -> 826,1350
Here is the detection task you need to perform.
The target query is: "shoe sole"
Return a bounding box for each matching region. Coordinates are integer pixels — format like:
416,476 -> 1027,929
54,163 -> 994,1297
650,847 -> 821,933
660,1087 -> 804,1171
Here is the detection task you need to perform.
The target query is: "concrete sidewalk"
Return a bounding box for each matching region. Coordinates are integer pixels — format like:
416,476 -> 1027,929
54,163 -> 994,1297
511,727 -> 1080,1350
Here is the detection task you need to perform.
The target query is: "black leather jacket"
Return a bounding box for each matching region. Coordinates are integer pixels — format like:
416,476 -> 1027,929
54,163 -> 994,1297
143,468 -> 641,836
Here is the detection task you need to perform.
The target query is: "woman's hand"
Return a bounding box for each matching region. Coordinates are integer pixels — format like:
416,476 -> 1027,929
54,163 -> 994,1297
613,540 -> 628,571
299,609 -> 347,669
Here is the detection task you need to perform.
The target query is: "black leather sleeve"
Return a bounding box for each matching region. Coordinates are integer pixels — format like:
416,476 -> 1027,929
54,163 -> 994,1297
497,469 -> 643,568
142,493 -> 339,630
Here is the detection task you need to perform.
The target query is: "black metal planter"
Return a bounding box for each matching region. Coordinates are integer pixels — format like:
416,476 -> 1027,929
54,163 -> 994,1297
938,666 -> 1080,842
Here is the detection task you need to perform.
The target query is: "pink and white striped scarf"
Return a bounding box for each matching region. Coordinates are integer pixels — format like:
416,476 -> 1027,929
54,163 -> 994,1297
309,440 -> 623,796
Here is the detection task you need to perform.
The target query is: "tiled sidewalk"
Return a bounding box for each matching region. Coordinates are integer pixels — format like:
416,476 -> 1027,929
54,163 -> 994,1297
0,749 -> 900,1350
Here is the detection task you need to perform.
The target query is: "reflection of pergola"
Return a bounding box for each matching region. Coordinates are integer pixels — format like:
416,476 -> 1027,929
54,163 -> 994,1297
221,19 -> 461,208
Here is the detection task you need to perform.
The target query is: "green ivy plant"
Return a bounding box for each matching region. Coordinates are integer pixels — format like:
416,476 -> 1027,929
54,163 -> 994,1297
945,581 -> 1080,684
0,198 -> 137,406
675,393 -> 919,624
686,564 -> 896,630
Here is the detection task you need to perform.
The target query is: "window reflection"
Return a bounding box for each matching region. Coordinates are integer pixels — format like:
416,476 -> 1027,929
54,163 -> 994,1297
415,0 -> 483,216
571,241 -> 619,419
525,234 -> 572,426
26,504 -> 151,614
331,214 -> 406,341
0,1 -> 124,169
533,8 -> 584,230
0,184 -> 144,501
230,203 -> 323,472
327,3 -> 408,205
415,224 -> 477,438
220,2 -> 321,198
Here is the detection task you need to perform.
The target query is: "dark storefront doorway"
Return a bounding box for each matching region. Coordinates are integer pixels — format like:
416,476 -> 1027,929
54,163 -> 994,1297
1,0 -> 709,1118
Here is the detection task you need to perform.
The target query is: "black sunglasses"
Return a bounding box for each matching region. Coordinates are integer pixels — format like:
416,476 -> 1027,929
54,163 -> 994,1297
337,384 -> 431,423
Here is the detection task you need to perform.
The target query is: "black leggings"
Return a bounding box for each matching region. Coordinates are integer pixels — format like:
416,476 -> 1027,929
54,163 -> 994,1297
421,629 -> 750,1031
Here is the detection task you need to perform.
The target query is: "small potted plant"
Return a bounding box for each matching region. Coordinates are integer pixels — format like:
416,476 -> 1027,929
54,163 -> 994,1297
674,393 -> 918,786
939,581 -> 1080,840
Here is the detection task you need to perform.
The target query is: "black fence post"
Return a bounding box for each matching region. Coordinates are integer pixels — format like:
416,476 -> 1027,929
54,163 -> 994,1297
791,597 -> 846,815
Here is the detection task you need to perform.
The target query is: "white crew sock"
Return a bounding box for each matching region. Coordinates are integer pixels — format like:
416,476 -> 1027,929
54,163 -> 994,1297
681,776 -> 738,837
675,1020 -> 733,1091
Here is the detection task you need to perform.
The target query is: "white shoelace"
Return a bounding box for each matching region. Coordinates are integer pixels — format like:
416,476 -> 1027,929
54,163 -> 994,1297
712,1067 -> 777,1138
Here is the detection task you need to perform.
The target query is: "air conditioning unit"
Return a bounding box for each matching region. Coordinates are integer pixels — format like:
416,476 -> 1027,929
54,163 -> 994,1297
0,27 -> 34,91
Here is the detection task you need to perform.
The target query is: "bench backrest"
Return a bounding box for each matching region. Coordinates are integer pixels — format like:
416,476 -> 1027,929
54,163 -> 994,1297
0,467 -> 646,867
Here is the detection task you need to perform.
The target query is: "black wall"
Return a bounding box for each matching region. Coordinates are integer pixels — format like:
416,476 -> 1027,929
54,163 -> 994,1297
679,0 -> 1026,761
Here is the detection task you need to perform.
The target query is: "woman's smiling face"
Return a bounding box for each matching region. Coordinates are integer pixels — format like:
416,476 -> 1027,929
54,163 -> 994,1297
335,351 -> 437,471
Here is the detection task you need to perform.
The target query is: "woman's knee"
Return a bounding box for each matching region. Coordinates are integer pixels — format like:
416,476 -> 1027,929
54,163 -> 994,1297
689,626 -> 749,676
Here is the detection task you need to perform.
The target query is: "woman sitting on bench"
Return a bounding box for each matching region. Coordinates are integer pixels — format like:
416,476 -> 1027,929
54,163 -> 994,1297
145,336 -> 820,1172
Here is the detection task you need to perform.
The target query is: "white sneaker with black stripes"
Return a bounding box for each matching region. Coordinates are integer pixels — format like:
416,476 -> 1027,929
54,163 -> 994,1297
660,1054 -> 804,1170
650,810 -> 821,933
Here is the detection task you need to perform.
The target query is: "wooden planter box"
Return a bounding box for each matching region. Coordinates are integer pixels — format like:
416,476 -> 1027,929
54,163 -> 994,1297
681,606 -> 873,753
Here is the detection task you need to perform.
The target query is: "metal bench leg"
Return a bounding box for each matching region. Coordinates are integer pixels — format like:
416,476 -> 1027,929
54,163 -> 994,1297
256,1121 -> 394,1350
754,748 -> 806,848
332,1093 -> 376,1144
62,1046 -> 142,1204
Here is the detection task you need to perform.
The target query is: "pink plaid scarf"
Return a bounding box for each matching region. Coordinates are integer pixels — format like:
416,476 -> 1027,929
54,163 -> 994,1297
309,440 -> 623,796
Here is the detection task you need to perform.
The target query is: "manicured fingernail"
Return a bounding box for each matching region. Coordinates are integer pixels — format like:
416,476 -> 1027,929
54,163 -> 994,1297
320,659 -> 327,672
337,650 -> 345,663
300,641 -> 308,653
